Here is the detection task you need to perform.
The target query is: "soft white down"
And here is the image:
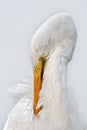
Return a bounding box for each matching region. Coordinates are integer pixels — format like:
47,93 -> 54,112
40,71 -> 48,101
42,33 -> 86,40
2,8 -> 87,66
3,13 -> 83,130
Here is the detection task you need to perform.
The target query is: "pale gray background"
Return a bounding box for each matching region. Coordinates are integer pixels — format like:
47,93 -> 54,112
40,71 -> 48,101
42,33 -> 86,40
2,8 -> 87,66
0,0 -> 87,129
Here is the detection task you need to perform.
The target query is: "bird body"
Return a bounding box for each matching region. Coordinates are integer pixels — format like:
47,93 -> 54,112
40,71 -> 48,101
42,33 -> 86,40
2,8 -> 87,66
4,13 -> 83,130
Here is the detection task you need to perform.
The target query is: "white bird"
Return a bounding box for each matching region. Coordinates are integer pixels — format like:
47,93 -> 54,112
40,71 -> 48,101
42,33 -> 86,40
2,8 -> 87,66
3,13 -> 83,130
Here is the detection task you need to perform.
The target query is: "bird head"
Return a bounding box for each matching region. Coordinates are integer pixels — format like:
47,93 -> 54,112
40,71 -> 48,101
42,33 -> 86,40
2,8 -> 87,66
31,13 -> 77,70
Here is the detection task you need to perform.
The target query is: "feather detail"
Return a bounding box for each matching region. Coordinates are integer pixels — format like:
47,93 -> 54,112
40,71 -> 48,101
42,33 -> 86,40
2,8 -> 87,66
3,97 -> 34,130
8,74 -> 33,99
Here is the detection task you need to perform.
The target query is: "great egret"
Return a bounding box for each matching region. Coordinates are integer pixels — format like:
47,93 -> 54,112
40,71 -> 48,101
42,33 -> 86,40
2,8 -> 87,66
3,13 -> 83,130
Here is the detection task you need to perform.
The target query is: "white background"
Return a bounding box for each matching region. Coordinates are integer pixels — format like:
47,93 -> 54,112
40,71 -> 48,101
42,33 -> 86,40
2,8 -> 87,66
0,0 -> 87,129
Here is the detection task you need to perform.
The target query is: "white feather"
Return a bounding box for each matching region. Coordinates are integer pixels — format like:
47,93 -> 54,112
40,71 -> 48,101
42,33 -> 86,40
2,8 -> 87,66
4,98 -> 34,130
3,13 -> 83,130
8,74 -> 33,99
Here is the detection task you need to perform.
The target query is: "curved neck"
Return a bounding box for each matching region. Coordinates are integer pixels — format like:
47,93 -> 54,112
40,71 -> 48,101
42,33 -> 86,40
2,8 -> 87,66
41,47 -> 69,109
44,47 -> 68,90
40,48 -> 71,128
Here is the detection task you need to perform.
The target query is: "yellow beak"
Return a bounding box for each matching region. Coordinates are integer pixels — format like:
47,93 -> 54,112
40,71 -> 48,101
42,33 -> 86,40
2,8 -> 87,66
33,54 -> 47,115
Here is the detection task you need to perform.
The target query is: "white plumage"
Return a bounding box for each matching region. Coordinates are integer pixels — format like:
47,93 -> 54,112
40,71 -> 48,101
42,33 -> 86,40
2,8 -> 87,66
3,13 -> 83,130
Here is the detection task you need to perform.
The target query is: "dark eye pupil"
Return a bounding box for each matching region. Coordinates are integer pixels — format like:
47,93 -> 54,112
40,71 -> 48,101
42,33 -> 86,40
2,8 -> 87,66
39,57 -> 43,60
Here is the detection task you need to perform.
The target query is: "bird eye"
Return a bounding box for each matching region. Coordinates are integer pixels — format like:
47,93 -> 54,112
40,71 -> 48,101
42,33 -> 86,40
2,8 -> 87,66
39,57 -> 43,61
41,57 -> 43,60
39,53 -> 48,61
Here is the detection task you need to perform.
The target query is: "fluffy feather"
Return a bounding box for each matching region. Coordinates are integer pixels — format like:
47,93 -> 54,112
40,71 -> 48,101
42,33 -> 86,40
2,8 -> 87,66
8,74 -> 33,99
3,13 -> 83,130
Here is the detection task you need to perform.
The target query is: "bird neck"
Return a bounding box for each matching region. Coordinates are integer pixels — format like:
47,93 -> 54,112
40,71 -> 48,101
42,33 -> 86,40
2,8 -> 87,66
39,48 -> 71,128
44,47 -> 68,89
42,47 -> 69,109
